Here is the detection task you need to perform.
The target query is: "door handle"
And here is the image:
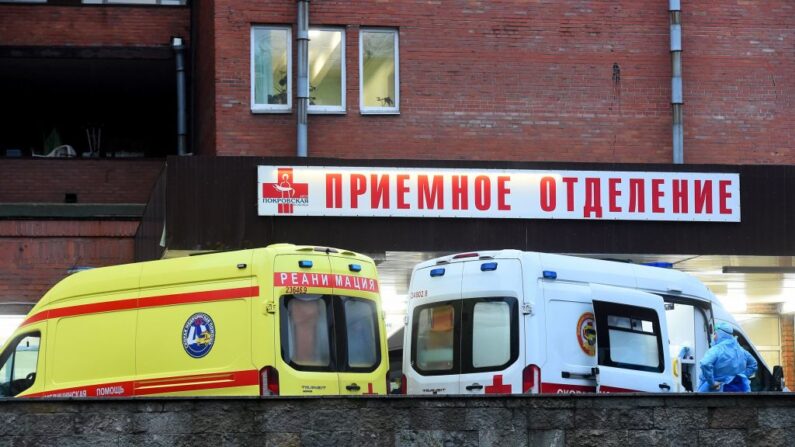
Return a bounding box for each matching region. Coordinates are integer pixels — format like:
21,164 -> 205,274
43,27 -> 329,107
465,383 -> 483,391
346,383 -> 361,391
659,383 -> 671,391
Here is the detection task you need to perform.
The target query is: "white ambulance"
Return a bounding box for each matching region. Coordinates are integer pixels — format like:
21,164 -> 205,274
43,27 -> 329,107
402,250 -> 785,394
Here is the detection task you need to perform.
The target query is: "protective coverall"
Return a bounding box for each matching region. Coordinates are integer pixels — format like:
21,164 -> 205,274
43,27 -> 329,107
698,321 -> 757,392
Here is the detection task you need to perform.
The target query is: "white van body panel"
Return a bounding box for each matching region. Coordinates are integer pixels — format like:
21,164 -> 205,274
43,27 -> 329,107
405,250 -> 776,395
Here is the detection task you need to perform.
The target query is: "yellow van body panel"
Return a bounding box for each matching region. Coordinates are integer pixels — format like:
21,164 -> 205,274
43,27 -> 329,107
3,244 -> 387,398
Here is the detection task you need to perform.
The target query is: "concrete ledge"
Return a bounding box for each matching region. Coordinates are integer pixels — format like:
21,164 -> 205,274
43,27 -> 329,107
0,394 -> 793,446
0,203 -> 145,219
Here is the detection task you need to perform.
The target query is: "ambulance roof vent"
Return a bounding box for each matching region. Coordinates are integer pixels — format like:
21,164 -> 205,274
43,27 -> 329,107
479,255 -> 494,260
340,250 -> 357,257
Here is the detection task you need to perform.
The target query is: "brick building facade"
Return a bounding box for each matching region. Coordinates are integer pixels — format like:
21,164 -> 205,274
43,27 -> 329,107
1,0 -> 793,389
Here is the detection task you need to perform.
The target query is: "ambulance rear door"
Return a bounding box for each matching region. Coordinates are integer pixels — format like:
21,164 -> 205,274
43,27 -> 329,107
406,262 -> 464,395
329,254 -> 386,395
459,258 -> 523,395
273,253 -> 340,395
591,284 -> 675,393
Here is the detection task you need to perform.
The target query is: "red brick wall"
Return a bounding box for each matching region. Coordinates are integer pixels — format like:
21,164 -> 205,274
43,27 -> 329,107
0,4 -> 189,47
0,159 -> 163,204
0,220 -> 138,304
201,0 -> 795,164
684,2 -> 795,164
194,0 -> 216,156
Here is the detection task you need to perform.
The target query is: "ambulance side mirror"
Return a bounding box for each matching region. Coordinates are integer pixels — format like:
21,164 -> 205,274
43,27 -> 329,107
772,365 -> 784,391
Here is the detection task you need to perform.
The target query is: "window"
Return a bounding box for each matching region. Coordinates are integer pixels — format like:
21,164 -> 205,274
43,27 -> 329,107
81,1 -> 185,4
359,29 -> 399,114
251,26 -> 292,112
471,302 -> 511,368
593,301 -> 664,373
309,28 -> 346,113
411,297 -> 518,376
606,316 -> 659,368
283,295 -> 332,369
415,304 -> 457,373
279,294 -> 381,373
0,333 -> 40,397
343,298 -> 377,369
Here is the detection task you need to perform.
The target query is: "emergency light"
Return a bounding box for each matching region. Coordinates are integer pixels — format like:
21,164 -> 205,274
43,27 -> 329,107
542,270 -> 557,279
430,268 -> 445,277
298,260 -> 313,268
643,262 -> 673,269
349,264 -> 362,272
480,262 -> 498,271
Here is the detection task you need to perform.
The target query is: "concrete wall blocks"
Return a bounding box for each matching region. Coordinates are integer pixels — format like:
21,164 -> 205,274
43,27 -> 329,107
1,395 -> 794,446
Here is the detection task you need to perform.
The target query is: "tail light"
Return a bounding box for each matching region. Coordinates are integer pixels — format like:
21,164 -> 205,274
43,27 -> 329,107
400,374 -> 407,395
523,364 -> 541,394
260,366 -> 279,396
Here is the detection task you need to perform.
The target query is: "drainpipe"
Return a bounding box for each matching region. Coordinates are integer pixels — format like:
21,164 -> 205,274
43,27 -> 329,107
669,1 -> 683,164
296,0 -> 310,157
172,36 -> 188,156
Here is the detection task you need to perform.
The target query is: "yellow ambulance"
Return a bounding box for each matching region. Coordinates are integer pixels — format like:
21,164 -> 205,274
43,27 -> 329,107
0,244 -> 388,398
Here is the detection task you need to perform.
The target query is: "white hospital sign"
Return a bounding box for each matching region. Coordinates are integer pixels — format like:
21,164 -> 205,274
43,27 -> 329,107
257,166 -> 740,222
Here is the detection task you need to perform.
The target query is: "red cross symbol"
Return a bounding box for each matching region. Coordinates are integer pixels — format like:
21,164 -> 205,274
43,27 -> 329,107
485,375 -> 512,394
262,168 -> 309,214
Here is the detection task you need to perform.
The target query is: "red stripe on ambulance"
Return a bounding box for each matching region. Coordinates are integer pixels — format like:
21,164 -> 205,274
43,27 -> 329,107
22,286 -> 261,327
24,370 -> 260,398
274,272 -> 379,293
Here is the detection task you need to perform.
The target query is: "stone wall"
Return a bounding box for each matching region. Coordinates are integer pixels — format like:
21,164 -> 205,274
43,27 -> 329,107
1,394 -> 794,446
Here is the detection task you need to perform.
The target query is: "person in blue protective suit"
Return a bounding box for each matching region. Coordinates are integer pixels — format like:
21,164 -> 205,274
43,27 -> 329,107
698,321 -> 758,392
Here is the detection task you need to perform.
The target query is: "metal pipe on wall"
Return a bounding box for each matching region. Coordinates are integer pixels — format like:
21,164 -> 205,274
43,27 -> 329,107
670,0 -> 683,164
296,0 -> 310,157
173,36 -> 188,156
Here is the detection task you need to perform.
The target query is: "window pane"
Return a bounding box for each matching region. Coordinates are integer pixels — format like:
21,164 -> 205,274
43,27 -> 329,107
362,31 -> 396,108
0,334 -> 39,397
472,302 -> 510,368
344,299 -> 377,368
253,27 -> 289,106
286,295 -> 330,367
309,29 -> 344,108
416,305 -> 455,371
12,336 -> 39,382
608,329 -> 659,368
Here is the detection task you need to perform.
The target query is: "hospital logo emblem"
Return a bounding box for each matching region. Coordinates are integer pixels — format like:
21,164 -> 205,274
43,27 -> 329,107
182,313 -> 216,358
261,167 -> 309,214
577,312 -> 596,357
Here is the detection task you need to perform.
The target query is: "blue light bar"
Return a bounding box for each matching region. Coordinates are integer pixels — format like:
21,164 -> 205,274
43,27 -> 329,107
349,264 -> 362,272
430,268 -> 445,277
643,262 -> 673,269
298,260 -> 313,268
542,270 -> 557,280
481,262 -> 498,271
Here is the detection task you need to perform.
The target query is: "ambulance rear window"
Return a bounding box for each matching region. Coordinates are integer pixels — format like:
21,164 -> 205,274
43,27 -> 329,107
416,304 -> 456,372
343,299 -> 378,369
283,295 -> 332,368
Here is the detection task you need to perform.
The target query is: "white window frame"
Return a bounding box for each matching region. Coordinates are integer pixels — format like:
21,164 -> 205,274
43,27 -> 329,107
359,28 -> 399,115
308,27 -> 346,115
250,25 -> 292,114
